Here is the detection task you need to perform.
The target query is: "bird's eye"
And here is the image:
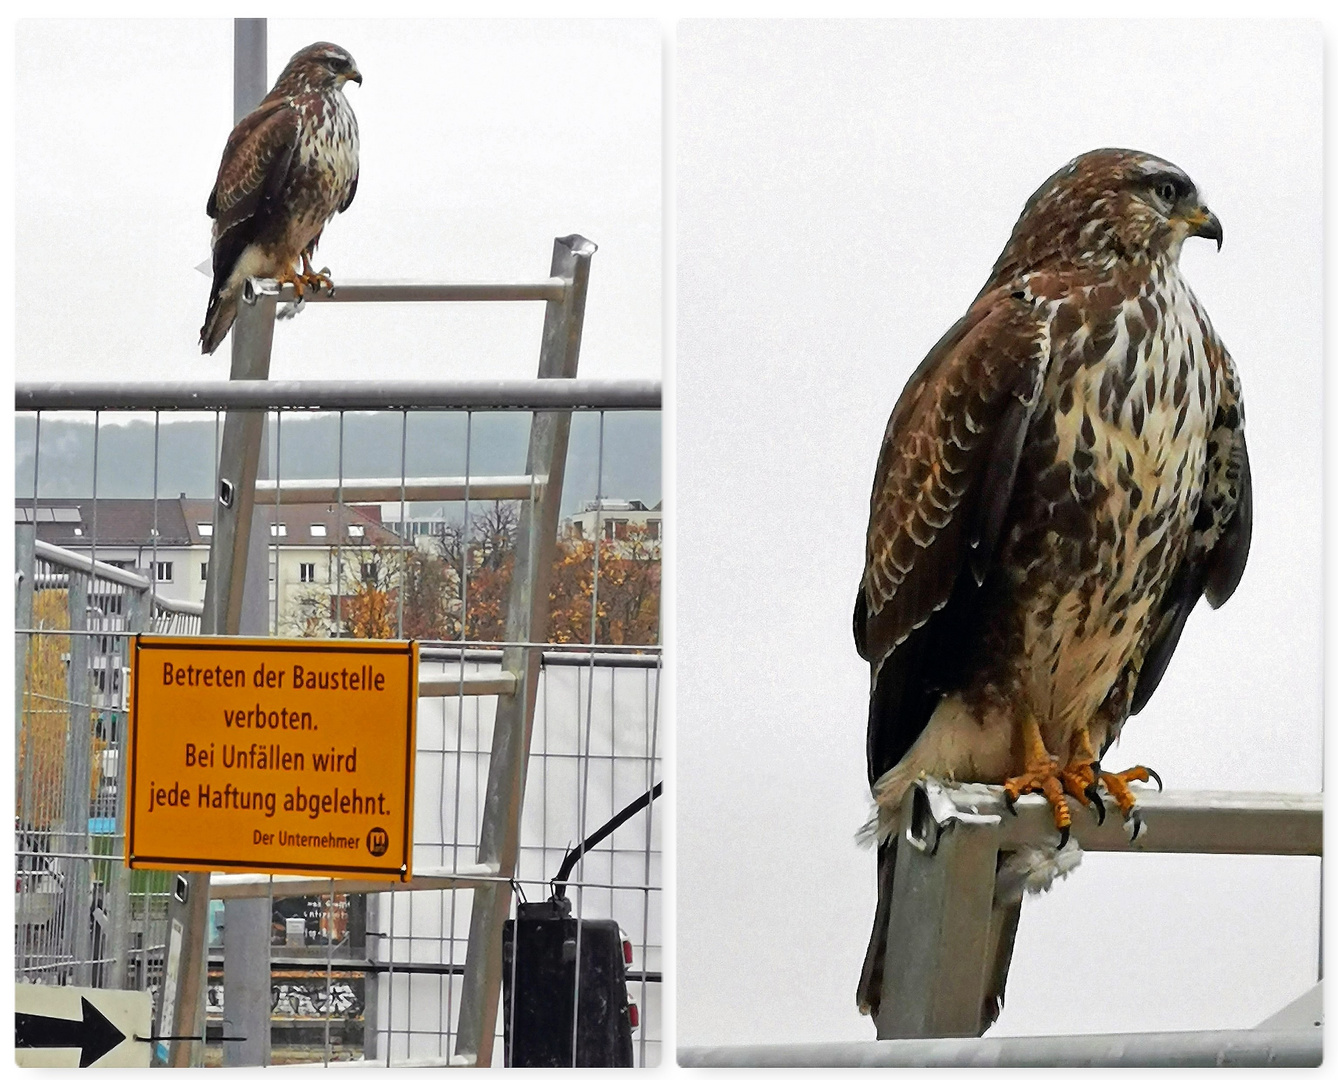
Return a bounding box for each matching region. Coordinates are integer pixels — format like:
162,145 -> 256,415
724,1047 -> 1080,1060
1156,181 -> 1178,205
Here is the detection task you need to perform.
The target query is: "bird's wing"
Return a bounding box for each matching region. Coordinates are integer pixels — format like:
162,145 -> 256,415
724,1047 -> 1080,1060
206,99 -> 301,239
1129,351 -> 1251,715
340,169 -> 358,214
856,288 -> 1050,786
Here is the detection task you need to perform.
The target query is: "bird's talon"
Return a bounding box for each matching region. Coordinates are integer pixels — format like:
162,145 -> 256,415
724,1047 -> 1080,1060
1084,785 -> 1106,825
1056,824 -> 1070,850
1146,767 -> 1163,792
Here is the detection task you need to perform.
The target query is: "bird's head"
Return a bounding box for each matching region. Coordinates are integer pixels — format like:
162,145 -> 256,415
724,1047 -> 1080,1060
988,148 -> 1221,286
274,42 -> 363,96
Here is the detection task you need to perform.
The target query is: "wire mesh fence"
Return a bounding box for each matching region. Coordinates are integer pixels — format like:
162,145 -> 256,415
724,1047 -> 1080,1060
15,397 -> 662,1065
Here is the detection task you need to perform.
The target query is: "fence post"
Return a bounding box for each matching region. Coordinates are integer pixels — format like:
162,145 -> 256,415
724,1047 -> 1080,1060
876,782 -> 1003,1039
454,235 -> 597,1066
63,573 -> 95,984
158,268 -> 279,1065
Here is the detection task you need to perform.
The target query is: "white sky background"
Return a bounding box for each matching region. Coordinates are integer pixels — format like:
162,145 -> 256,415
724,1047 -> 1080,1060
677,20 -> 1322,1047
15,19 -> 661,384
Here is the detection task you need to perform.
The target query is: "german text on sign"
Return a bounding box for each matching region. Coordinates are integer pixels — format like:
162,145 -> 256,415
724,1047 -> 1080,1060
127,637 -> 418,879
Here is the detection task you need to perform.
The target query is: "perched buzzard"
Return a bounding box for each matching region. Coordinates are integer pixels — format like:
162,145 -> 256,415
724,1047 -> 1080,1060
200,42 -> 361,355
854,149 -> 1251,1030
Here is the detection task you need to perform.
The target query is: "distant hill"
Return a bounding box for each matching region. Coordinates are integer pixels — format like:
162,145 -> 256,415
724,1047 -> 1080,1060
14,411 -> 660,518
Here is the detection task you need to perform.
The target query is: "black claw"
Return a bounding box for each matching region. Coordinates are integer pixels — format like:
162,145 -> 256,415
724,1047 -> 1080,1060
1084,786 -> 1106,826
1129,814 -> 1142,843
1057,824 -> 1070,850
1003,791 -> 1018,816
1145,767 -> 1163,792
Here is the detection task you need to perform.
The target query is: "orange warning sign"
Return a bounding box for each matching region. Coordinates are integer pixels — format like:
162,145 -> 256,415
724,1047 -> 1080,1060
127,636 -> 417,880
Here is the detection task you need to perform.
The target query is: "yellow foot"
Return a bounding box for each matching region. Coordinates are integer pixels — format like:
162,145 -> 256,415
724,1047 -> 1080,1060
1003,761 -> 1072,848
1096,765 -> 1163,841
1002,713 -> 1073,847
300,253 -> 336,295
274,267 -> 306,301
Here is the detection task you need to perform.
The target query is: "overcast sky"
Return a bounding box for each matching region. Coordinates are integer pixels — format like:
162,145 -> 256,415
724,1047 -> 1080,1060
15,19 -> 661,385
677,19 -> 1322,1049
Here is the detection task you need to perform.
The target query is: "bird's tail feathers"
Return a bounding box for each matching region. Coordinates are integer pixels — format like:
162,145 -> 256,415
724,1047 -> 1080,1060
200,285 -> 237,356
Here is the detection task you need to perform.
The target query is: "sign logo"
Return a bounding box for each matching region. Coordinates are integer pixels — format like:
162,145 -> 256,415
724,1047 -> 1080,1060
126,636 -> 417,880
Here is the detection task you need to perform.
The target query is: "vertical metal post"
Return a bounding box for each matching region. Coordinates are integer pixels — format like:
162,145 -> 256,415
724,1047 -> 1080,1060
64,574 -> 94,981
160,23 -> 272,1051
454,235 -> 597,1066
107,586 -> 150,991
15,524 -> 35,763
159,284 -> 278,1067
223,899 -> 274,1066
875,783 -> 1002,1039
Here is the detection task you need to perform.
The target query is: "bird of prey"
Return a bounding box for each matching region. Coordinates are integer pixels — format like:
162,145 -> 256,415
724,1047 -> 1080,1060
200,42 -> 361,355
853,149 -> 1251,1031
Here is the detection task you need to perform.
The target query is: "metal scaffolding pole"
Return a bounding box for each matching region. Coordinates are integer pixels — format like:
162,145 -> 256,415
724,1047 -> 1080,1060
453,234 -> 597,1067
158,25 -> 272,1066
678,1028 -> 1322,1068
870,778 -> 1322,1043
16,377 -> 661,413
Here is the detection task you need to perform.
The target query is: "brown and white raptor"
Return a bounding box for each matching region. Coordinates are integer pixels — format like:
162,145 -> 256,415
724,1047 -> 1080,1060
854,148 -> 1252,1031
200,41 -> 361,355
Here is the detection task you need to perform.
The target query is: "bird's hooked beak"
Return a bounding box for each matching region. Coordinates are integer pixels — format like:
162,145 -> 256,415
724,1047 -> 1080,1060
1185,204 -> 1223,251
343,68 -> 363,87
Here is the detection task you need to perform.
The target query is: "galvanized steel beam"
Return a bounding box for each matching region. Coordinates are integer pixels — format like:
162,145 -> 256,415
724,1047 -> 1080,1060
16,377 -> 660,413
254,474 -> 542,504
678,1028 -> 1322,1068
876,784 -> 1002,1039
161,223 -> 279,1066
920,782 -> 1321,857
275,279 -> 567,304
208,863 -> 499,900
454,234 -> 597,1066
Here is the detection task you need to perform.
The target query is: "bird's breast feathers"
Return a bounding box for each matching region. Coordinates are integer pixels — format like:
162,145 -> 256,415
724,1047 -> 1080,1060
1009,264 -> 1218,729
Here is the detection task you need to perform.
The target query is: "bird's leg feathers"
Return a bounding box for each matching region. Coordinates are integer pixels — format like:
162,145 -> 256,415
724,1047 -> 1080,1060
1002,713 -> 1072,848
1059,728 -> 1104,825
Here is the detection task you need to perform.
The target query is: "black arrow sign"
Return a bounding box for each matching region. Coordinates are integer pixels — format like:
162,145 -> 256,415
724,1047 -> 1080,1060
16,995 -> 127,1067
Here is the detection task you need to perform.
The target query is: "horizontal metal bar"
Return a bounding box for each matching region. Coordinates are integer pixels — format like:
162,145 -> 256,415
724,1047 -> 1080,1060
203,954 -> 663,982
16,378 -> 662,413
270,277 -> 567,304
418,641 -> 661,662
33,539 -> 151,590
678,1028 -> 1321,1067
418,670 -> 517,697
256,475 -> 541,505
207,863 -> 499,899
969,786 -> 1321,857
420,645 -> 660,671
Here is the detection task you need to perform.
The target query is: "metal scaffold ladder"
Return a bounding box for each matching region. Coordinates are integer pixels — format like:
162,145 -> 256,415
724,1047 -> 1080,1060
153,230 -> 598,1066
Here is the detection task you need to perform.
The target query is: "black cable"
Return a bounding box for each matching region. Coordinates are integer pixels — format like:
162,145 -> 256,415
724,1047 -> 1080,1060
551,781 -> 663,901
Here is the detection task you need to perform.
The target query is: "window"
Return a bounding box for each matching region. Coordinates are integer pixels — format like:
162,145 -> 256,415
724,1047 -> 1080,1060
361,562 -> 376,582
200,562 -> 208,581
572,521 -> 584,538
310,524 -> 327,537
604,519 -> 628,540
648,519 -> 660,540
300,563 -> 316,583
347,525 -> 365,539
153,561 -> 173,583
270,523 -> 288,537
198,523 -> 213,537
